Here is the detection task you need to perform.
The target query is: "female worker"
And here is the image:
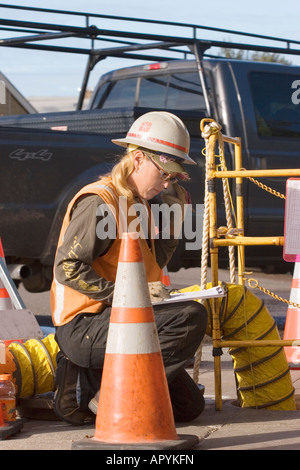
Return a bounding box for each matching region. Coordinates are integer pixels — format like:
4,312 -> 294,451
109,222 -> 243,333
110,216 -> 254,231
51,111 -> 207,425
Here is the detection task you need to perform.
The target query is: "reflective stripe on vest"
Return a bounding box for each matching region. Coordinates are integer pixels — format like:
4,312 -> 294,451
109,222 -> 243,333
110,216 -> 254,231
51,179 -> 161,326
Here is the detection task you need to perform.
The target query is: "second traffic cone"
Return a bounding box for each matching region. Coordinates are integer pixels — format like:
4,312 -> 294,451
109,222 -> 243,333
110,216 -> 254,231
0,237 -> 14,310
160,265 -> 171,287
155,225 -> 171,288
284,262 -> 300,369
73,232 -> 198,450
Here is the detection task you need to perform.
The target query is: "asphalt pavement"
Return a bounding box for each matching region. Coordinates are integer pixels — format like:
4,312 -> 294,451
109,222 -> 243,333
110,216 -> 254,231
1,343 -> 300,451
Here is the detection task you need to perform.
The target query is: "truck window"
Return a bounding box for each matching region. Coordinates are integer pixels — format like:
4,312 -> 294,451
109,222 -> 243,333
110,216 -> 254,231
138,76 -> 169,108
138,72 -> 205,111
249,71 -> 300,138
90,81 -> 111,109
166,72 -> 205,111
99,78 -> 138,109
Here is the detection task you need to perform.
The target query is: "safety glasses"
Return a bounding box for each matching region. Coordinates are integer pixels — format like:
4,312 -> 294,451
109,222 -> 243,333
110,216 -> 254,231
143,152 -> 178,185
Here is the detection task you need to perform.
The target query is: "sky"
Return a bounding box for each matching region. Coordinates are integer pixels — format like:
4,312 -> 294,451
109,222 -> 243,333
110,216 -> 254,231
0,0 -> 300,99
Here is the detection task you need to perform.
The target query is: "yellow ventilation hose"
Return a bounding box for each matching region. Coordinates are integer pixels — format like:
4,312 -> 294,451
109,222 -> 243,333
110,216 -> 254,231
0,334 -> 59,400
181,283 -> 296,410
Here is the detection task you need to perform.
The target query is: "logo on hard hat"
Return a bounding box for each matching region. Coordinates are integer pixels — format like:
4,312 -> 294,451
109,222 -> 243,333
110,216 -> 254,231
139,122 -> 152,132
159,155 -> 175,163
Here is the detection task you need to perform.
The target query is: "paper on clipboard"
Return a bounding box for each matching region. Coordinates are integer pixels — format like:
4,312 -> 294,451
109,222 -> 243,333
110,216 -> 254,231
284,178 -> 300,262
153,285 -> 226,305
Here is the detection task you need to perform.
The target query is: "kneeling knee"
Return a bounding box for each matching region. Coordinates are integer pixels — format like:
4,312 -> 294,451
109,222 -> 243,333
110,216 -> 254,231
185,301 -> 208,337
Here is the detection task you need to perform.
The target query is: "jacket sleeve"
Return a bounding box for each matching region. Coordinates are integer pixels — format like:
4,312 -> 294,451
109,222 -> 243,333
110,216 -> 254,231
154,235 -> 178,268
54,194 -> 115,304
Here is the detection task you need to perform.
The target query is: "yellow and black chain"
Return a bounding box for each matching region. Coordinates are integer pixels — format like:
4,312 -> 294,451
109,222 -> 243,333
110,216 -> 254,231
241,168 -> 286,200
247,176 -> 286,199
246,277 -> 300,309
242,171 -> 288,303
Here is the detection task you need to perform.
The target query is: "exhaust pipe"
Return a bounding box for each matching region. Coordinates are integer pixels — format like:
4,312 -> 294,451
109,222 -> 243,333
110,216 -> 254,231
8,264 -> 32,280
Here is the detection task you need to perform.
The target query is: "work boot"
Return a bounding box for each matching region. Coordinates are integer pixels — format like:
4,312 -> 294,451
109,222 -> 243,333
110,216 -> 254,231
53,352 -> 94,425
168,368 -> 205,422
88,390 -> 100,415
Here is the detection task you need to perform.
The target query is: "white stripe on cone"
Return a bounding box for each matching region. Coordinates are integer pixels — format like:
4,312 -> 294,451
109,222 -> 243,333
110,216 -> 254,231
112,261 -> 152,308
106,322 -> 160,355
284,262 -> 300,366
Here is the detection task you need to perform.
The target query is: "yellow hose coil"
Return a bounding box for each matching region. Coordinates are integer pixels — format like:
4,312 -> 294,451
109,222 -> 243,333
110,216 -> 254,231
0,334 -> 59,399
42,334 -> 59,370
22,338 -> 56,395
181,283 -> 296,410
9,341 -> 36,398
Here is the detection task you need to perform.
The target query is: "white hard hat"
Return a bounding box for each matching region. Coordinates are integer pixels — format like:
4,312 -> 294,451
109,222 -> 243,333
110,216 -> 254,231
112,111 -> 196,165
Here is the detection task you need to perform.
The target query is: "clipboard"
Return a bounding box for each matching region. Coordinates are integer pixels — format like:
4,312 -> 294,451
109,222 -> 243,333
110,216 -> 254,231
153,285 -> 226,305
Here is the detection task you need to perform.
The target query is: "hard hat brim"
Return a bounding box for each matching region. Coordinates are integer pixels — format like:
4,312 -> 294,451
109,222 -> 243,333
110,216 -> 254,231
150,153 -> 186,175
111,137 -> 196,165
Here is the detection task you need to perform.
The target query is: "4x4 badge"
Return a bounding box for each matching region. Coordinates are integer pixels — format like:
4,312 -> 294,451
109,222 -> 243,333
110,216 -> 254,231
9,148 -> 52,161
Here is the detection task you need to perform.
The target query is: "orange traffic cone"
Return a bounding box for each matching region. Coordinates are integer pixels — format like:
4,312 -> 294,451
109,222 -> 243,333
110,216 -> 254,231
73,232 -> 198,450
284,262 -> 300,369
160,265 -> 171,287
0,238 -> 14,310
155,224 -> 171,288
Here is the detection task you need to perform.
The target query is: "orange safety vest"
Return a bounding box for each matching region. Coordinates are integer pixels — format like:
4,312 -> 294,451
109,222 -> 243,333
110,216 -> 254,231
51,177 -> 162,326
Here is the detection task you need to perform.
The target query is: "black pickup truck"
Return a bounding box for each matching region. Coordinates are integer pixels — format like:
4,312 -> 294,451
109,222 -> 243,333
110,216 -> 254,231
1,56 -> 299,292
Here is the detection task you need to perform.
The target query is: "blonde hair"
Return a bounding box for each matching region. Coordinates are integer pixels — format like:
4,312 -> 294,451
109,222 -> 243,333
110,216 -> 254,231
111,150 -> 136,202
